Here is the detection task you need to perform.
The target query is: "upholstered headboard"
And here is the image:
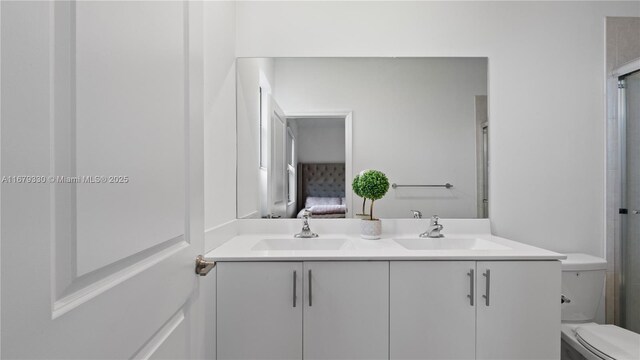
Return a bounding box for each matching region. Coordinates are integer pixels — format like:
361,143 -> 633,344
296,163 -> 346,213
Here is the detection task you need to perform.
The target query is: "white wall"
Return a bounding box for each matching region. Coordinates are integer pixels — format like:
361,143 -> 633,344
235,1 -> 640,255
204,2 -> 236,232
274,58 -> 486,218
289,118 -> 346,163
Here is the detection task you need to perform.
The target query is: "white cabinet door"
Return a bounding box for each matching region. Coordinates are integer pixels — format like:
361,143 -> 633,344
390,261 -> 476,360
217,262 -> 303,360
2,2 -> 208,359
303,261 -> 389,360
476,261 -> 561,360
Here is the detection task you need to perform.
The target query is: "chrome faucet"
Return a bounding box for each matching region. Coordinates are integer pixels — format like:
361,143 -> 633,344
294,212 -> 318,238
410,210 -> 423,219
420,215 -> 444,238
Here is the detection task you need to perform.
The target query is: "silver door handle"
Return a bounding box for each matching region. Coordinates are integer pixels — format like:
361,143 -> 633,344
633,210 -> 640,214
467,269 -> 474,306
293,270 -> 297,307
195,255 -> 216,276
482,269 -> 490,306
308,269 -> 312,307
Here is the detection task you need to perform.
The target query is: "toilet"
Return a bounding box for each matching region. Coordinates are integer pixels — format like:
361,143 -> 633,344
560,253 -> 640,360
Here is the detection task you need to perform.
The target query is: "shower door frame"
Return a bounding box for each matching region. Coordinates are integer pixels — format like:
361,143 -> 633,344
607,58 -> 640,326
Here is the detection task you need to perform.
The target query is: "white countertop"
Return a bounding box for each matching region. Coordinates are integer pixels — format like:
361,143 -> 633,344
207,231 -> 566,261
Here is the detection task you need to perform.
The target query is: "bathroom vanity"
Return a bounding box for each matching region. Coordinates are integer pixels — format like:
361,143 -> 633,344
208,219 -> 565,360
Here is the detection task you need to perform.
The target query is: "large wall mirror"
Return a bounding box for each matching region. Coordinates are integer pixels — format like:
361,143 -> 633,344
237,57 -> 489,219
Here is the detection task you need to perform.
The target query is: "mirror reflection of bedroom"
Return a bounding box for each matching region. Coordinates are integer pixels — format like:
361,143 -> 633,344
288,117 -> 347,219
236,58 -> 351,219
254,111 -> 348,219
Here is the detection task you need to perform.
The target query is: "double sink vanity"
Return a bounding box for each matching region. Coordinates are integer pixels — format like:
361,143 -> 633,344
226,56 -> 562,360
208,57 -> 570,360
208,218 -> 565,360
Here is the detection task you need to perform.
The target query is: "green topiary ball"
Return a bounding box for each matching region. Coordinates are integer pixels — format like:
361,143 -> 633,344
352,174 -> 364,197
357,170 -> 389,201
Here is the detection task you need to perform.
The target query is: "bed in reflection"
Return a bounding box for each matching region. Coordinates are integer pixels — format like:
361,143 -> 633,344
296,163 -> 346,218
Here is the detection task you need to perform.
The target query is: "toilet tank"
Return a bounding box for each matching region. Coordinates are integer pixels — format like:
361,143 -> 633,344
561,253 -> 607,322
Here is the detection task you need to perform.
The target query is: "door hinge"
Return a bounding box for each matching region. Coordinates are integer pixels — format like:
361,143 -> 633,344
619,208 -> 628,214
618,82 -> 625,89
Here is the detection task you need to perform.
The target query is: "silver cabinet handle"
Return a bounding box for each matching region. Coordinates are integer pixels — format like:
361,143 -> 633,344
467,269 -> 474,306
293,270 -> 297,307
308,269 -> 312,307
482,269 -> 490,306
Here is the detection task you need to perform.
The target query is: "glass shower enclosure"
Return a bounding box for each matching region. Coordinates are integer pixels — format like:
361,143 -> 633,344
619,69 -> 640,333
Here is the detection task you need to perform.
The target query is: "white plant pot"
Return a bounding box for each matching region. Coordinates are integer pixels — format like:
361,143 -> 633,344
354,214 -> 370,220
360,219 -> 382,240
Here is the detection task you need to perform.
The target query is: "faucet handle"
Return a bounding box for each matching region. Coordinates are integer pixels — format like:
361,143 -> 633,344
430,215 -> 440,225
410,210 -> 422,219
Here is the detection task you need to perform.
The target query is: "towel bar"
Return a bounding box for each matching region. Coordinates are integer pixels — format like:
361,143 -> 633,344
391,183 -> 453,189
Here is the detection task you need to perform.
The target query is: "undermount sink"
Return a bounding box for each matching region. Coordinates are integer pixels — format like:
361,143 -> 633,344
252,238 -> 349,251
394,237 -> 511,251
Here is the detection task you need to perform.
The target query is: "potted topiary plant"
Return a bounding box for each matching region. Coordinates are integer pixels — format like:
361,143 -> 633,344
355,169 -> 390,239
352,174 -> 370,220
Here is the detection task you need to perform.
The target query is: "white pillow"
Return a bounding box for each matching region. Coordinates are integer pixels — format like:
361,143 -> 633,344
305,197 -> 341,207
308,204 -> 347,215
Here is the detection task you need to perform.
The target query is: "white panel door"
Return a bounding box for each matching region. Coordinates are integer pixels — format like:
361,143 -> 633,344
268,96 -> 287,218
390,261 -> 476,360
217,262 -> 303,360
1,1 -> 207,358
476,261 -> 561,360
303,261 -> 389,360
